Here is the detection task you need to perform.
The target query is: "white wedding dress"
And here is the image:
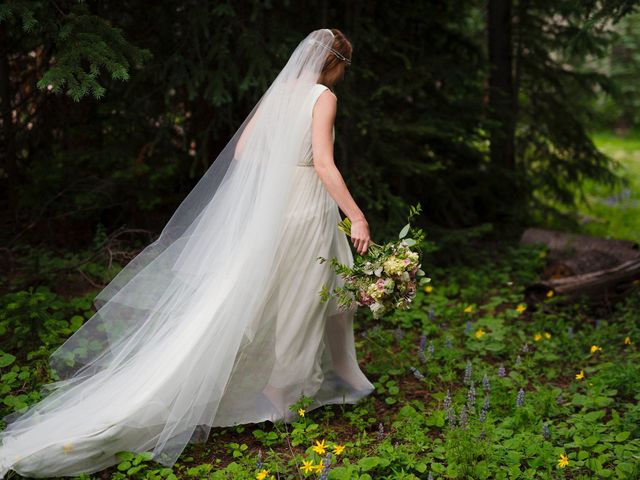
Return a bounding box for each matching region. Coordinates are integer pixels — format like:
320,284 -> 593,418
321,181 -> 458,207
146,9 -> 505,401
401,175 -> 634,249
0,82 -> 375,478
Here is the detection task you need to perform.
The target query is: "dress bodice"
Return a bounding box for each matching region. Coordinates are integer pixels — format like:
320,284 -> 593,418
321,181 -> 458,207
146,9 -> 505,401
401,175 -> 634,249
296,84 -> 335,167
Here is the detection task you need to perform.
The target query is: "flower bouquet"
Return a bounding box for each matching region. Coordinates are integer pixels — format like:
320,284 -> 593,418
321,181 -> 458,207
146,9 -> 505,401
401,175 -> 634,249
317,203 -> 431,319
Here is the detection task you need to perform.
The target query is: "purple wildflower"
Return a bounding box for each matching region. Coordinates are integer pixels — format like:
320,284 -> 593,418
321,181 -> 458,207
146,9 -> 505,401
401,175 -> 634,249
458,405 -> 468,429
318,452 -> 332,480
256,449 -> 263,470
464,360 -> 473,385
465,320 -> 472,334
445,336 -> 452,349
497,365 -> 506,377
515,355 -> 522,366
443,389 -> 452,410
521,343 -> 530,353
418,335 -> 427,364
516,388 -> 525,408
479,395 -> 490,423
467,382 -> 476,410
409,366 -> 425,380
482,373 -> 490,392
542,422 -> 550,440
377,422 -> 384,440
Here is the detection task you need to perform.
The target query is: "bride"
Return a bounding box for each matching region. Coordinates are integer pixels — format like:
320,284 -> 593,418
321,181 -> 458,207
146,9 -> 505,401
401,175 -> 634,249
0,28 -> 375,478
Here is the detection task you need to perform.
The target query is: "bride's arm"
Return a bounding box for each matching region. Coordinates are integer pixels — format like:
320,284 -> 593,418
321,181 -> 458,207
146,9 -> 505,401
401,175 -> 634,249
311,91 -> 370,254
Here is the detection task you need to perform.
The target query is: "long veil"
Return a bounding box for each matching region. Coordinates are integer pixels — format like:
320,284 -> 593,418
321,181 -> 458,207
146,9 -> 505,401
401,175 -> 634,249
0,28 -> 337,476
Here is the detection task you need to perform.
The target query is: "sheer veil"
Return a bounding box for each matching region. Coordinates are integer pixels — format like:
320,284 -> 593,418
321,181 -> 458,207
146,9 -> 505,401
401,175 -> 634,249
0,28 -> 337,474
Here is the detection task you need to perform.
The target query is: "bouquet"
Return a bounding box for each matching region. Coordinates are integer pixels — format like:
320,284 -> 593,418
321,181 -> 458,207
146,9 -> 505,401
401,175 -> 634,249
317,203 -> 431,319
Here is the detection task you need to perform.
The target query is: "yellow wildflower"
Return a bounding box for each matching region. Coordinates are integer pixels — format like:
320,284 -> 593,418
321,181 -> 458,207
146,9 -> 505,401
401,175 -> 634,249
424,285 -> 433,293
298,408 -> 305,417
464,305 -> 474,313
544,332 -> 551,339
475,328 -> 486,339
539,251 -> 547,258
575,369 -> 585,380
256,469 -> 269,480
300,459 -> 315,474
332,444 -> 345,455
313,462 -> 324,474
624,336 -> 631,345
558,453 -> 569,468
515,304 -> 527,313
590,345 -> 602,354
546,290 -> 554,298
63,443 -> 73,454
312,439 -> 327,455
534,333 -> 542,342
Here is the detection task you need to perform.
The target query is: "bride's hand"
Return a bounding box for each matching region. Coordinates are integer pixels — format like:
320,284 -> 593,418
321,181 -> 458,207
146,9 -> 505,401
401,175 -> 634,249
350,218 -> 372,255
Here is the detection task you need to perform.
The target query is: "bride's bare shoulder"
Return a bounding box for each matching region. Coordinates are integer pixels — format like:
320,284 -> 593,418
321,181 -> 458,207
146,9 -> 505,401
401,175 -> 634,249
316,83 -> 337,101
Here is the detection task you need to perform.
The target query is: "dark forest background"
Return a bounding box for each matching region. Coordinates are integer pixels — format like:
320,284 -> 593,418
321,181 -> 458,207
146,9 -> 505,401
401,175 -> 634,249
1,0 -> 640,263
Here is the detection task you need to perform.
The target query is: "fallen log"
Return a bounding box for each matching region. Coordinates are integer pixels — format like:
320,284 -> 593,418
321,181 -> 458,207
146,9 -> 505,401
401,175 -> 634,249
520,227 -> 640,305
524,258 -> 640,304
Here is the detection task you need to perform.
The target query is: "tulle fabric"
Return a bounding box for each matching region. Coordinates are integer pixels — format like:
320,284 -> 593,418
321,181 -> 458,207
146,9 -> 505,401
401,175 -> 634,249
0,32 -> 374,479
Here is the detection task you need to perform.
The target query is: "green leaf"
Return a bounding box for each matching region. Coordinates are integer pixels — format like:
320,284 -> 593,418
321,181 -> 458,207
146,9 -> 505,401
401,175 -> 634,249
399,223 -> 410,239
615,431 -> 630,442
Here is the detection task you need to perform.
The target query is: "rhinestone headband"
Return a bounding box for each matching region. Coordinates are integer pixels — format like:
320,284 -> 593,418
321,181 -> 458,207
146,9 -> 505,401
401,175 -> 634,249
309,38 -> 351,66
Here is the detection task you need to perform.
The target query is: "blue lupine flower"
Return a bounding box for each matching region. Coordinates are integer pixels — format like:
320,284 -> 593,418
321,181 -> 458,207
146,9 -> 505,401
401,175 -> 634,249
446,406 -> 456,426
418,335 -> 427,364
428,308 -> 435,320
256,449 -> 263,470
428,341 -> 435,358
458,405 -> 468,429
410,366 -> 425,380
318,452 -> 332,480
377,422 -> 384,440
567,326 -> 574,339
497,365 -> 506,377
482,373 -> 490,392
521,343 -> 530,353
542,422 -> 550,440
465,320 -> 472,334
464,360 -> 473,385
445,336 -> 452,349
428,471 -> 434,480
467,383 -> 476,410
515,355 -> 522,366
516,388 -> 525,407
479,395 -> 490,422
444,389 -> 452,411
595,319 -> 601,329
478,429 -> 486,440
555,393 -> 563,405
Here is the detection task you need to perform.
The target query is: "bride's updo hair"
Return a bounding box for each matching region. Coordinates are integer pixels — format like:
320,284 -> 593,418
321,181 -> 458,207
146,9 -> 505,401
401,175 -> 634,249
320,28 -> 352,87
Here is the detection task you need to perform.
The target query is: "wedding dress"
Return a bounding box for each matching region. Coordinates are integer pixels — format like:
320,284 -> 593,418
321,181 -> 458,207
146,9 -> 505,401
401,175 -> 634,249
0,30 -> 374,478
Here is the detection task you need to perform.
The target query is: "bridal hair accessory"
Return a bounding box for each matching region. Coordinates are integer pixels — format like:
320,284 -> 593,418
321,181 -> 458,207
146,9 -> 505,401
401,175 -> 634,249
309,38 -> 351,66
